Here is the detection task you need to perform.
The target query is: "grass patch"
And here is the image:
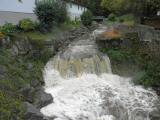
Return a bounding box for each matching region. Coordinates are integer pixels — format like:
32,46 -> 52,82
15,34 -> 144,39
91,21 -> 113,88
19,23 -> 80,41
122,20 -> 135,27
21,31 -> 53,41
105,14 -> 135,27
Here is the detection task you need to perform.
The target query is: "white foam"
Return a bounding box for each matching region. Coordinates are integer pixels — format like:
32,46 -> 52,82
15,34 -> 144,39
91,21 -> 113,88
41,26 -> 159,120
41,69 -> 158,120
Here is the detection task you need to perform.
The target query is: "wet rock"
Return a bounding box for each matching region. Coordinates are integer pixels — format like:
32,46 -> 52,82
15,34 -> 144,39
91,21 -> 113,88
0,65 -> 6,79
1,37 -> 11,48
34,88 -> 53,109
11,44 -> 19,56
52,26 -> 90,52
31,50 -> 41,59
10,37 -> 32,56
153,87 -> 160,96
20,84 -> 35,103
149,109 -> 160,120
22,102 -> 47,120
31,80 -> 41,88
27,63 -> 33,71
89,21 -> 99,31
133,24 -> 160,41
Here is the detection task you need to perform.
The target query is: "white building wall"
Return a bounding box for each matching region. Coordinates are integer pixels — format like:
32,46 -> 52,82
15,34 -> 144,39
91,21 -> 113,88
67,3 -> 86,20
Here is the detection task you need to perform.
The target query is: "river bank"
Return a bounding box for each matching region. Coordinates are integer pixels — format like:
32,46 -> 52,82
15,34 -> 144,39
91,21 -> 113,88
0,25 -> 92,120
0,23 -> 160,120
96,24 -> 160,95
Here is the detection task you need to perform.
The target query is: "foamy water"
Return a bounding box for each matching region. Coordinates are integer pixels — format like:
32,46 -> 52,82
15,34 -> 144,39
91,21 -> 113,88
41,26 -> 160,120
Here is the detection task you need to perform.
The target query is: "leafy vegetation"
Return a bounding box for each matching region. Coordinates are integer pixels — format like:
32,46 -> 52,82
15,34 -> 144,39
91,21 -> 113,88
34,0 -> 67,32
64,19 -> 81,28
0,32 -> 5,39
105,14 -> 135,27
108,13 -> 117,21
81,10 -> 93,26
100,36 -> 160,88
0,35 -> 53,119
101,0 -> 160,16
19,19 -> 36,31
0,91 -> 24,120
0,23 -> 16,35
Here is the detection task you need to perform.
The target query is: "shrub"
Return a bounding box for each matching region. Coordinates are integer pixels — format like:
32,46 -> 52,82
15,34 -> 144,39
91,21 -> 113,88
19,19 -> 35,31
106,49 -> 128,62
118,14 -> 135,25
54,2 -> 67,23
64,19 -> 81,28
108,13 -> 117,21
34,0 -> 67,32
0,23 -> 16,35
0,32 -> 5,39
81,10 -> 93,26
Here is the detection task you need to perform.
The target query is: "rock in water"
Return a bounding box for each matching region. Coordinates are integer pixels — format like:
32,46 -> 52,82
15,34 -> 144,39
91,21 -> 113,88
22,102 -> 45,120
34,88 -> 53,109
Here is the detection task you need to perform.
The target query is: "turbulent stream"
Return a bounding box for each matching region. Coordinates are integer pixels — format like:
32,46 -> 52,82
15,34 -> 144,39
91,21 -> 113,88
41,26 -> 160,120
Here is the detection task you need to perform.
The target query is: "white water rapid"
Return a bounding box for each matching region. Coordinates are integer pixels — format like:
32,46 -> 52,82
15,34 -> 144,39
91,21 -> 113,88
41,26 -> 160,120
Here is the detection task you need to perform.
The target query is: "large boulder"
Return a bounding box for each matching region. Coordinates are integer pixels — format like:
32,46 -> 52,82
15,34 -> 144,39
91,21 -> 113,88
34,88 -> 53,109
52,26 -> 90,52
0,65 -> 6,79
10,36 -> 32,56
19,84 -> 35,103
133,25 -> 160,42
96,29 -> 123,48
22,102 -> 48,120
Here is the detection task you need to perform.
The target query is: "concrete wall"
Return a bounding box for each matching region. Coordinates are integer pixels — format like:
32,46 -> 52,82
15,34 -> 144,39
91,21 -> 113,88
0,11 -> 37,25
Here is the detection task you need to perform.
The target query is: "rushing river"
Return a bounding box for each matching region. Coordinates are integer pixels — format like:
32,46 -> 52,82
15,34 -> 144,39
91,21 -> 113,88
41,26 -> 160,120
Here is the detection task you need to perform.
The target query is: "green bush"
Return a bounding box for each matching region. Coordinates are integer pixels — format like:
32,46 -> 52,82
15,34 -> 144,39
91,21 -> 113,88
119,14 -> 134,22
34,0 -> 67,32
118,14 -> 135,26
101,39 -> 160,88
54,2 -> 67,23
19,19 -> 35,31
64,19 -> 81,28
108,13 -> 117,21
134,63 -> 160,87
81,10 -> 93,26
0,23 -> 16,35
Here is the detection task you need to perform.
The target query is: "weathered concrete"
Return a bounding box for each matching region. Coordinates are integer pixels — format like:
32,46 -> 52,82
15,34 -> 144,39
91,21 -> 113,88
0,11 -> 37,25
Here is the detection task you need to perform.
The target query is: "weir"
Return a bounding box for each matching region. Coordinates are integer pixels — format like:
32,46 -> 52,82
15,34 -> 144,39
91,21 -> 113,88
41,26 -> 160,120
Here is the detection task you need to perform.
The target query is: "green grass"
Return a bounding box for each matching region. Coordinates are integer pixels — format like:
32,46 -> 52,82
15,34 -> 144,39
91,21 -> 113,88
104,14 -> 135,27
122,20 -> 135,27
19,23 -> 80,41
21,31 -> 53,41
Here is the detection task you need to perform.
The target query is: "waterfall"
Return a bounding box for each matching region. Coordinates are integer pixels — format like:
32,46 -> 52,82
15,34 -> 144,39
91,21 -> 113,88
41,26 -> 160,120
